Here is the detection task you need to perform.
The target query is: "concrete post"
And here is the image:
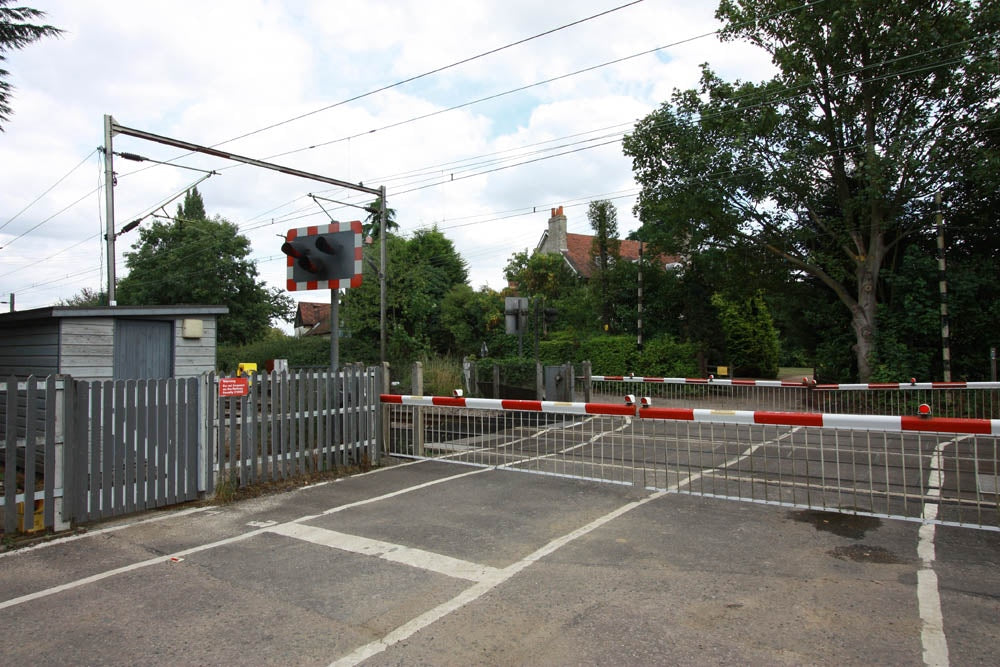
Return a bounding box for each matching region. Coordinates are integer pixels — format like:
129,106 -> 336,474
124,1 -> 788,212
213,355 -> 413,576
411,361 -> 424,396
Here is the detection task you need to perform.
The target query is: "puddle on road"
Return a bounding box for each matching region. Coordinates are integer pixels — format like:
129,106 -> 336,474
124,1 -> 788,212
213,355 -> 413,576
788,509 -> 881,539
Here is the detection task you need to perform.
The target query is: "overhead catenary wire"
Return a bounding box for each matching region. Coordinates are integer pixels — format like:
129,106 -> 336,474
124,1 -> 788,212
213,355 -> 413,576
5,42 -> 985,297
3,0 -> 821,254
6,2 -> 990,301
0,148 -> 99,236
111,0 -> 653,181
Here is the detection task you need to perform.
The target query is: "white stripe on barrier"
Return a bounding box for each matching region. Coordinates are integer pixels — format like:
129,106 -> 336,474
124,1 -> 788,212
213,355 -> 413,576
692,409 -> 756,425
544,401 -> 587,414
821,414 -> 902,432
465,398 -> 499,410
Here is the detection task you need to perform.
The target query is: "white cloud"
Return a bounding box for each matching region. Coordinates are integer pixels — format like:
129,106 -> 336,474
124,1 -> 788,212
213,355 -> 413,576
0,0 -> 775,315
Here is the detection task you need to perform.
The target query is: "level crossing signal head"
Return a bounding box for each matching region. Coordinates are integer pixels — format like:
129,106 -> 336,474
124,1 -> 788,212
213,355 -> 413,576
282,222 -> 363,292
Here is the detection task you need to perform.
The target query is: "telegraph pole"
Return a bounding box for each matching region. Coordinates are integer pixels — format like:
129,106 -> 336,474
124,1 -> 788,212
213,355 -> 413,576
936,192 -> 951,381
104,114 -> 117,304
637,241 -> 644,352
379,185 -> 387,364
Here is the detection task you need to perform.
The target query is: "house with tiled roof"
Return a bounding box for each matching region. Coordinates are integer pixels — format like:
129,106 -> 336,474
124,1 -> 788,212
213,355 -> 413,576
293,301 -> 331,337
534,206 -> 680,277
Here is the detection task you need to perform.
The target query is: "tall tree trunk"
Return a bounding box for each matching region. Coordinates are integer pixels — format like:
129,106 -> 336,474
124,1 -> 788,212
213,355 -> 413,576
851,248 -> 884,382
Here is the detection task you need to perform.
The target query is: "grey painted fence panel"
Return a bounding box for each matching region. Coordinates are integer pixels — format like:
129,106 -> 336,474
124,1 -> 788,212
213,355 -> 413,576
206,368 -> 379,488
4,369 -> 381,535
43,376 -> 56,527
1,376 -> 68,534
70,378 -> 200,524
4,379 -> 16,533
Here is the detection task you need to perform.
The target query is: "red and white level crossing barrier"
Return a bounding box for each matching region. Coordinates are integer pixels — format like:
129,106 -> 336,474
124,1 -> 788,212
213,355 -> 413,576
380,394 -> 1000,435
590,375 -> 1000,390
380,394 -> 634,416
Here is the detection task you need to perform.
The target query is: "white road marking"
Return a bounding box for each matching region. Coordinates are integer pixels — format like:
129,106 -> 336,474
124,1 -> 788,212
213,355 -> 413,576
329,489 -> 668,667
0,507 -> 210,560
0,466 -> 488,611
267,523 -> 499,582
916,435 -> 969,667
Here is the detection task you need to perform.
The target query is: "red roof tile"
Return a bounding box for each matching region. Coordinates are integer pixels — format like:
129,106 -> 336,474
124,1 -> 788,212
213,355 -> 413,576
562,233 -> 677,278
296,302 -> 330,328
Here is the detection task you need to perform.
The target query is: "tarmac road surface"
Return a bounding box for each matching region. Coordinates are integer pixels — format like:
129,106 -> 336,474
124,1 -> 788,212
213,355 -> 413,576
1,458 -> 997,665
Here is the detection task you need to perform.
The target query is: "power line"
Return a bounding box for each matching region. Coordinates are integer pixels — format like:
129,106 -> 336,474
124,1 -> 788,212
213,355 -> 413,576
0,149 -> 98,234
6,5 -> 989,296
5,41 -> 984,291
212,1 -> 648,148
112,1 -> 651,181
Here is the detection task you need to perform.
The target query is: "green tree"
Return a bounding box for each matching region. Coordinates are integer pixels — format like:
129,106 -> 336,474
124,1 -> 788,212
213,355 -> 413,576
340,226 -> 469,365
440,284 -> 505,357
362,196 -> 398,239
175,187 -> 206,221
503,249 -> 594,335
587,200 -> 621,332
58,287 -> 108,307
0,1 -> 61,129
623,0 -> 1000,381
711,291 -> 780,378
116,202 -> 293,345
503,250 -> 580,302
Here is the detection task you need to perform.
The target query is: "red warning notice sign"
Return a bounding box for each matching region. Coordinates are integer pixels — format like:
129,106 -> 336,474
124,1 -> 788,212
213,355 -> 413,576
219,377 -> 249,397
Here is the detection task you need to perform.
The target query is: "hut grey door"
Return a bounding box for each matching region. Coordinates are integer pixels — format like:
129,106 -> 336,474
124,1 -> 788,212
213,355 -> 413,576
114,319 -> 173,379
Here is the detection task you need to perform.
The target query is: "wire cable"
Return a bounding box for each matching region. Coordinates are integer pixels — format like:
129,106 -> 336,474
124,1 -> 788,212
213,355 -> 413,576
0,148 -> 98,234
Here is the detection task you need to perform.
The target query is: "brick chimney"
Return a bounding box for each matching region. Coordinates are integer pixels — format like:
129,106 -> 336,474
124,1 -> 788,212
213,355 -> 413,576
545,206 -> 568,252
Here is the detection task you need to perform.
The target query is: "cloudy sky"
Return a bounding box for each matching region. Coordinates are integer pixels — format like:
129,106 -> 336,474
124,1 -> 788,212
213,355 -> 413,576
0,0 -> 775,323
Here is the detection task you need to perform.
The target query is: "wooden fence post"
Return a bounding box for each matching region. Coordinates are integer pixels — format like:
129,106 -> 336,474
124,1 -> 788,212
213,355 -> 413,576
54,375 -> 72,531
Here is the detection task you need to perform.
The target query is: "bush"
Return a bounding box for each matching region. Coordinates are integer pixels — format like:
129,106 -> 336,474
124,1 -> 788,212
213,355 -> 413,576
579,336 -> 638,374
422,356 -> 464,396
711,292 -> 780,379
537,330 -> 580,365
638,335 -> 699,377
217,335 -> 334,373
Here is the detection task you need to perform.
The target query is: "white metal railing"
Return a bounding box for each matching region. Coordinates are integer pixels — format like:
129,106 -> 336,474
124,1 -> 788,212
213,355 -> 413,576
587,376 -> 1000,419
381,394 -> 1000,531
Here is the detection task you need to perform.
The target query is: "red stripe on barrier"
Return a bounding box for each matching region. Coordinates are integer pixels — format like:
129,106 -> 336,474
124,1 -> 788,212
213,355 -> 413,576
780,381 -> 806,387
603,376 -> 624,381
644,377 -> 665,383
868,383 -> 900,389
732,379 -> 756,385
900,416 -> 992,434
586,403 -> 636,416
432,397 -> 466,407
501,400 -> 543,411
753,411 -> 824,427
380,394 -> 402,403
931,382 -> 968,389
639,407 -> 695,421
684,378 -> 709,384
